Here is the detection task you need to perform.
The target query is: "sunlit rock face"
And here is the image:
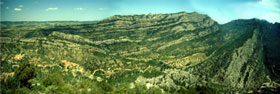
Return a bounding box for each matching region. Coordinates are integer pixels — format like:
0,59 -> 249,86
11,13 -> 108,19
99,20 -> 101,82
1,12 -> 280,93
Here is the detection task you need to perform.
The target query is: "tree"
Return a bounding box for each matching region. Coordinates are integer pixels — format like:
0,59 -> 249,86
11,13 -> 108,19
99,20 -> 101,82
14,61 -> 37,88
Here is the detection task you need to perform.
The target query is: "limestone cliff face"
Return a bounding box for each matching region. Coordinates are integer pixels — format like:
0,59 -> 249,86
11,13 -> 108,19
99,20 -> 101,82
182,20 -> 277,93
137,29 -> 269,92
224,29 -> 267,90
134,20 -> 276,93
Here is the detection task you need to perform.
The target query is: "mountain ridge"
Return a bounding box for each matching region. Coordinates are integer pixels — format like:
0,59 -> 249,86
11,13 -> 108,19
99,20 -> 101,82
1,11 -> 279,93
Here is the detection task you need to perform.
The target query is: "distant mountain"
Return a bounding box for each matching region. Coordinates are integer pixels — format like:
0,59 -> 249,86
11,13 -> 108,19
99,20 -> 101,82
1,12 -> 279,93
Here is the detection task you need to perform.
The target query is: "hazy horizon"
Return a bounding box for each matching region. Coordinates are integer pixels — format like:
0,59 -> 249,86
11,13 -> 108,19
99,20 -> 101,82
1,0 -> 279,24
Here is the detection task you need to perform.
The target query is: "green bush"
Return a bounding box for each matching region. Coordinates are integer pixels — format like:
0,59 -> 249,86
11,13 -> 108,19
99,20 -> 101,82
0,59 -> 37,93
45,85 -> 59,94
142,69 -> 164,78
28,79 -> 46,91
15,87 -> 31,94
111,83 -> 131,94
76,79 -> 98,89
129,84 -> 162,94
43,73 -> 64,87
178,87 -> 200,94
99,81 -> 114,91
14,61 -> 37,88
45,85 -> 75,94
59,85 -> 76,94
178,86 -> 221,94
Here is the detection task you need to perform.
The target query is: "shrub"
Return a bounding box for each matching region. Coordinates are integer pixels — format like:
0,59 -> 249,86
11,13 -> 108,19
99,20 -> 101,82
142,69 -> 164,78
177,86 -> 221,94
98,81 -> 114,91
111,82 -> 131,94
14,61 -> 37,88
128,84 -> 162,94
43,73 -> 64,87
45,85 -> 59,94
16,87 -> 31,94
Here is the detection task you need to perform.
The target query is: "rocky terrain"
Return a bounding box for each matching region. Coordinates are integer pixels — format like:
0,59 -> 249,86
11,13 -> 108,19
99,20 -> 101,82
1,12 -> 280,94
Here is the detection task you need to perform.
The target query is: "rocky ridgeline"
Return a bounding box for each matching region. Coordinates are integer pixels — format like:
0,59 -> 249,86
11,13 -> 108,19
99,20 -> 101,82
100,12 -> 212,27
90,12 -> 218,42
102,11 -> 217,35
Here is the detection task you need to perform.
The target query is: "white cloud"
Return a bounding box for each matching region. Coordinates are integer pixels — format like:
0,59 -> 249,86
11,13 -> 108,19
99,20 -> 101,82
258,0 -> 280,12
19,5 -> 23,7
262,12 -> 280,23
0,2 -> 4,5
45,8 -> 58,11
257,0 -> 280,23
99,8 -> 107,11
6,7 -> 9,9
14,8 -> 22,11
75,8 -> 83,11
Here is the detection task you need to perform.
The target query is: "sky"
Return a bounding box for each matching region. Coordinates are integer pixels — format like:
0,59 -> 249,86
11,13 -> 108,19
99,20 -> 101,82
0,0 -> 279,24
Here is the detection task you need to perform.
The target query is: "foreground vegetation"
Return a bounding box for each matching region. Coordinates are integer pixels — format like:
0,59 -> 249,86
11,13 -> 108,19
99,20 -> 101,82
1,58 -> 220,94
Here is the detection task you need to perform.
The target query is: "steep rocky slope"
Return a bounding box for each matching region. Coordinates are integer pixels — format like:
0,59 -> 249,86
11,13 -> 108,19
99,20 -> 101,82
1,12 -> 279,93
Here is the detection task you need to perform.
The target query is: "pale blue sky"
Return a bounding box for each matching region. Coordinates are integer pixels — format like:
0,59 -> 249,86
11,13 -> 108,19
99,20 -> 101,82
0,0 -> 279,24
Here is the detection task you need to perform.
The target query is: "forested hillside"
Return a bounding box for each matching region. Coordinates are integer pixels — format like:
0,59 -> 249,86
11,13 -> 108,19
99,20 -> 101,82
1,12 -> 279,94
